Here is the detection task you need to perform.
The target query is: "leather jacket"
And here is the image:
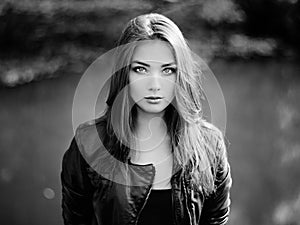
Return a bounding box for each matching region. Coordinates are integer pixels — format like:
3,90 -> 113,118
61,117 -> 232,225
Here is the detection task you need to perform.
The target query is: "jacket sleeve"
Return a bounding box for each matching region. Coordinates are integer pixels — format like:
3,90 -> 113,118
199,136 -> 232,225
61,136 -> 95,225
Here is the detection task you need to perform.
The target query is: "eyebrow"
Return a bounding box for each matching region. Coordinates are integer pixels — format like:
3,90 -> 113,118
131,60 -> 176,67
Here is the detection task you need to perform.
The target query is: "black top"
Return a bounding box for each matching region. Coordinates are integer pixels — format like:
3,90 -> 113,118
137,189 -> 173,225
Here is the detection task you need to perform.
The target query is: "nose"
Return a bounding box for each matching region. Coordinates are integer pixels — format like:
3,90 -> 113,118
148,73 -> 161,92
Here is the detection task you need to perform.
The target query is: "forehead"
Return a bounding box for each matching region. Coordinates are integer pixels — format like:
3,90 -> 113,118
131,40 -> 175,64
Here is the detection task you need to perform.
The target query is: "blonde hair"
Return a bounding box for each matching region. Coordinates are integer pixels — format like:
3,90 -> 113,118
104,13 -> 226,196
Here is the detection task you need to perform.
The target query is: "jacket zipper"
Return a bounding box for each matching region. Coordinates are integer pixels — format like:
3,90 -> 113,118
135,186 -> 152,225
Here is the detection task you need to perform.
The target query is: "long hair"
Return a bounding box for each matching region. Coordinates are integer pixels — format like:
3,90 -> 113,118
103,13 -> 226,196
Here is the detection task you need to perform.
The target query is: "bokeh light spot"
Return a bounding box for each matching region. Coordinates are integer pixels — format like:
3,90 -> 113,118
43,188 -> 55,200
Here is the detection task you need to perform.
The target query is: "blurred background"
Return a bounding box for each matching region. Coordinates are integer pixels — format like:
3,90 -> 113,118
0,0 -> 300,224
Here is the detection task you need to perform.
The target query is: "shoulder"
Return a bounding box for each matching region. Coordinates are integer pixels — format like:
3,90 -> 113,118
201,121 -> 231,180
63,115 -> 119,185
198,121 -> 232,192
63,115 -> 107,161
74,115 -> 107,148
61,118 -> 108,192
73,115 -> 108,161
199,120 -> 226,151
75,115 -> 107,140
198,120 -> 230,173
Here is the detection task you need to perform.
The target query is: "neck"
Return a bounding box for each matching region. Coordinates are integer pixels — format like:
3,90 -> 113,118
134,109 -> 167,140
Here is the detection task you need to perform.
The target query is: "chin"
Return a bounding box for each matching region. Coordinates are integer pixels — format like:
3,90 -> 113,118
138,105 -> 167,115
143,108 -> 166,114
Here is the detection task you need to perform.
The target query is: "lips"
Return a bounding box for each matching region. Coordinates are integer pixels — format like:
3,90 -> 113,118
144,96 -> 163,100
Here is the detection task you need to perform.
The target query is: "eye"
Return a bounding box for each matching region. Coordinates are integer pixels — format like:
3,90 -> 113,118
163,67 -> 177,75
132,66 -> 147,74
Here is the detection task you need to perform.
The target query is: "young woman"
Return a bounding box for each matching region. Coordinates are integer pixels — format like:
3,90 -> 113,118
61,13 -> 232,225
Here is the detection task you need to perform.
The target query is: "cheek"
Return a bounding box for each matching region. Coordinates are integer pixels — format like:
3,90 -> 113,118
164,77 -> 176,94
129,80 -> 144,99
129,74 -> 137,98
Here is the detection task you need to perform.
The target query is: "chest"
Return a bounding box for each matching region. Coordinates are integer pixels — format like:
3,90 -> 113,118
89,167 -> 201,225
129,139 -> 173,189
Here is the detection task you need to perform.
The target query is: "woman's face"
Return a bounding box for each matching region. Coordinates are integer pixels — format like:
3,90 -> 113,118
129,40 -> 177,116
